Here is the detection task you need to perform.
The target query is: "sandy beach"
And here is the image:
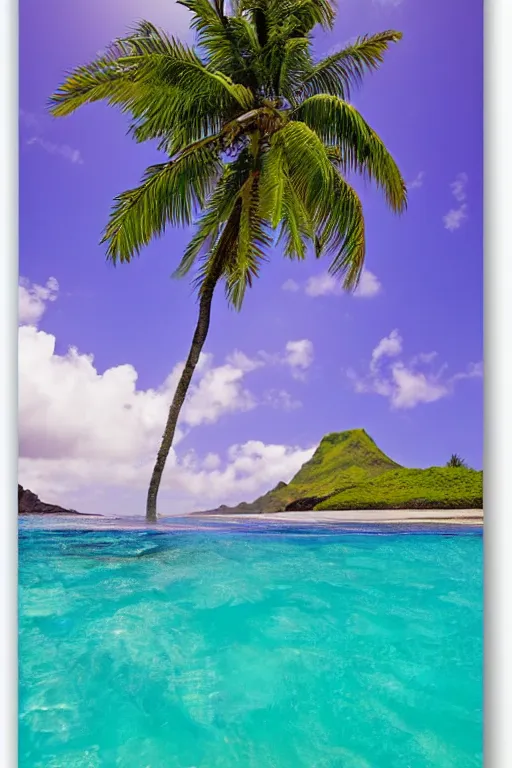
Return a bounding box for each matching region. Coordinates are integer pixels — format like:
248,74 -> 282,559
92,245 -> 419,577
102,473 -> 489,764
200,509 -> 484,526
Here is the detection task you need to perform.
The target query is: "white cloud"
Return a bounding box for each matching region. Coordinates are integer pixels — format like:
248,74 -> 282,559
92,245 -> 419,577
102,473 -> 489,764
225,349 -> 263,373
18,284 -> 315,514
263,389 -> 302,411
221,441 -> 315,495
408,171 -> 425,190
282,278 -> 300,292
19,325 -> 187,463
283,339 -> 314,380
388,364 -> 449,409
370,329 -> 403,371
450,172 -> 468,202
258,339 -> 315,380
19,109 -> 40,130
19,327 -> 296,464
348,330 -> 482,410
27,136 -> 83,165
20,109 -> 83,165
180,359 -> 257,427
305,272 -> 341,297
201,452 -> 222,471
353,270 -> 382,298
443,173 -> 468,231
450,361 -> 483,382
304,268 -> 381,299
443,204 -> 468,231
19,276 -> 59,325
410,351 -> 438,366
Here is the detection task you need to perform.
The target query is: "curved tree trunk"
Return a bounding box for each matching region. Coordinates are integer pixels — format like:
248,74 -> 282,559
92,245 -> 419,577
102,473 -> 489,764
146,275 -> 219,521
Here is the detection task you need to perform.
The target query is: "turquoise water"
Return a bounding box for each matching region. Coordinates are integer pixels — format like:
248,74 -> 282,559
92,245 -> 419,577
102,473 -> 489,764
19,517 -> 483,767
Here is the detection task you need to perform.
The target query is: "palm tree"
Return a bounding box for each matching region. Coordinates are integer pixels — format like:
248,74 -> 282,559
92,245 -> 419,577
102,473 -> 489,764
49,0 -> 407,520
446,454 -> 469,468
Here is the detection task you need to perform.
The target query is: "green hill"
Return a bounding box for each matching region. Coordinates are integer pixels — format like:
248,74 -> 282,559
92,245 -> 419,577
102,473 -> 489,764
195,429 -> 402,515
315,467 -> 483,511
273,429 -> 402,508
193,429 -> 483,515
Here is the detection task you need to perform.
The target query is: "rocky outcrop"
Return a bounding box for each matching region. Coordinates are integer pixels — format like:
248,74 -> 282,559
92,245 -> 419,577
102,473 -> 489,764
18,485 -> 82,515
284,495 -> 331,512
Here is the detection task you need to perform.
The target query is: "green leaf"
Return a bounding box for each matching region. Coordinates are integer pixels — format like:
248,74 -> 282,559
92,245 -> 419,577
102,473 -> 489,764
301,30 -> 403,101
273,121 -> 334,217
102,139 -> 223,263
174,152 -> 252,279
319,171 -> 366,290
294,94 -> 407,213
224,171 -> 271,308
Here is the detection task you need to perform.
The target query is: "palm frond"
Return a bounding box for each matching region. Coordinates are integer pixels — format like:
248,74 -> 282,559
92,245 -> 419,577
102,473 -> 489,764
129,89 -> 224,151
318,171 -> 366,290
259,137 -> 286,226
178,0 -> 225,32
273,120 -> 334,218
179,0 -> 261,85
272,37 -> 311,105
294,94 -> 407,212
260,136 -> 314,257
49,20 -> 254,128
102,139 -> 223,263
117,20 -> 181,56
173,151 -> 253,278
264,0 -> 335,35
224,171 -> 272,308
120,38 -> 255,111
48,58 -> 138,117
277,179 -> 315,259
301,30 -> 403,100
48,21 -> 177,116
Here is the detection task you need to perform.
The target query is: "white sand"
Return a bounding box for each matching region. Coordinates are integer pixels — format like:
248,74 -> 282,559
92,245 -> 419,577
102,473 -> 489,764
202,509 -> 483,525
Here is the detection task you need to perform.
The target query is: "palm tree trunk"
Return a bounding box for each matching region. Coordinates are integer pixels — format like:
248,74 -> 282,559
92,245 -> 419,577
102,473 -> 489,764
146,274 -> 219,521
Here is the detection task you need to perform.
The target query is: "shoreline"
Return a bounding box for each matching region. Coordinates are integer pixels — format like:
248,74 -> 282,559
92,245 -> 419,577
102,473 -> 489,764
194,508 -> 484,526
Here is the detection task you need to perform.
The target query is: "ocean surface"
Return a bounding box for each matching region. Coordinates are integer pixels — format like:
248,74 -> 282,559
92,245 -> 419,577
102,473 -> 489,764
19,516 -> 483,767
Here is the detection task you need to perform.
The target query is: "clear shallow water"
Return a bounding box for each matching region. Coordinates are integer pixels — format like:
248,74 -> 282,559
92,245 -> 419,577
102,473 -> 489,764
19,516 -> 483,767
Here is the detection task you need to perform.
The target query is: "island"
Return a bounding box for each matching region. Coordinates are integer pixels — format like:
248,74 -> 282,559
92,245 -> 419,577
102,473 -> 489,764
193,429 -> 483,519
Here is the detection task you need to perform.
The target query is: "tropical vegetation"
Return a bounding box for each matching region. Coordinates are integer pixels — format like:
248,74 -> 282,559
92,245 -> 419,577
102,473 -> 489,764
446,453 -> 469,469
196,429 -> 483,514
49,0 -> 407,519
315,467 -> 483,511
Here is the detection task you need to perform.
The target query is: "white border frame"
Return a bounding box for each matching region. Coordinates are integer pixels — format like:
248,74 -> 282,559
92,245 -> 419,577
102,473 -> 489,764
2,0 -> 511,765
485,0 -> 512,764
0,0 -> 18,764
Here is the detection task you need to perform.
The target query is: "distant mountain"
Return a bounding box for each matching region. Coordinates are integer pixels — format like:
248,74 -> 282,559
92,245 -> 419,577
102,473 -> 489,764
194,429 -> 403,515
18,485 -> 83,515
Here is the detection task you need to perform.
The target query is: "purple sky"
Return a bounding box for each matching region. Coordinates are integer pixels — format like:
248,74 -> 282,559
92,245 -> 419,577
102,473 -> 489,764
18,0 -> 483,516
